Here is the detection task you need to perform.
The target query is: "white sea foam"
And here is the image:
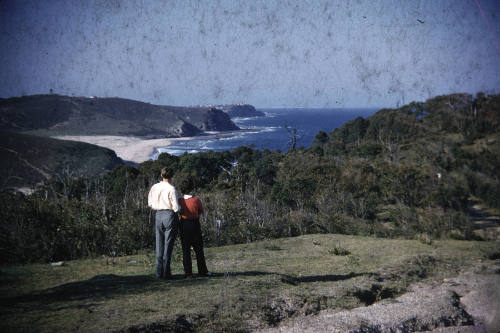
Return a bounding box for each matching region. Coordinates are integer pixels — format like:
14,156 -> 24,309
239,125 -> 279,132
260,126 -> 279,132
219,132 -> 248,141
232,117 -> 254,123
239,125 -> 261,129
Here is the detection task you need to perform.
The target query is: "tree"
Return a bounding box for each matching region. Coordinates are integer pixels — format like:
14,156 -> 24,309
312,130 -> 329,145
285,126 -> 299,152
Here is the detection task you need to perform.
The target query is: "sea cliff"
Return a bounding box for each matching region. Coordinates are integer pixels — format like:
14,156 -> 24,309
0,94 -> 241,138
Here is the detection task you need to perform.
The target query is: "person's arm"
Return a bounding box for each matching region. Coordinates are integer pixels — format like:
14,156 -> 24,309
147,185 -> 155,209
170,187 -> 181,213
197,197 -> 205,216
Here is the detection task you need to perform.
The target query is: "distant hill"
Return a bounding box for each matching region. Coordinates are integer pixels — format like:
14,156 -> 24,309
0,95 -> 240,138
0,131 -> 122,190
217,104 -> 265,117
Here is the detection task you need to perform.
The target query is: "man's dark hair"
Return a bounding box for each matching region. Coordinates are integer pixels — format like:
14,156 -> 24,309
179,176 -> 194,194
161,167 -> 174,180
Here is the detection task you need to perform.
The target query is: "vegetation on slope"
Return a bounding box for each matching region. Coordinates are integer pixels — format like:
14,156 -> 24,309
323,93 -> 500,209
0,93 -> 499,265
0,131 -> 122,189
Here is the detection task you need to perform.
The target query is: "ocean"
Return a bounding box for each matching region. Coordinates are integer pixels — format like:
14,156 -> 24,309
153,108 -> 378,157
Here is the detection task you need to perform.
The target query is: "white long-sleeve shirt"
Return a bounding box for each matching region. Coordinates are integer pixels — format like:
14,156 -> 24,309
147,181 -> 180,212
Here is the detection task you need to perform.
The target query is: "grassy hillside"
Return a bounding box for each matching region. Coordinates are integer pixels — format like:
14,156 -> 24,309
0,234 -> 497,332
0,94 -> 239,137
0,131 -> 122,189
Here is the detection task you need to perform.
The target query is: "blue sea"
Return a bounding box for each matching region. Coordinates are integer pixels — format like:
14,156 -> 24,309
153,108 -> 378,157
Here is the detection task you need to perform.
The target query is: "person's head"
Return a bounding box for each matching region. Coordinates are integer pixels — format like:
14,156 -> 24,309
161,167 -> 174,180
179,176 -> 194,194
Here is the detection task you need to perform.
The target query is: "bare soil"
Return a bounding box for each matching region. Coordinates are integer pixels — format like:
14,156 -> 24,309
257,260 -> 500,333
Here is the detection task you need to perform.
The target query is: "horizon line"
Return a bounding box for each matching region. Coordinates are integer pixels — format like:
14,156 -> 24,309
0,93 -> 390,110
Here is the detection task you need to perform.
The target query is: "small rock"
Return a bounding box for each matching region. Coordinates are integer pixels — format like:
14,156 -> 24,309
128,260 -> 137,264
442,278 -> 460,286
51,261 -> 65,266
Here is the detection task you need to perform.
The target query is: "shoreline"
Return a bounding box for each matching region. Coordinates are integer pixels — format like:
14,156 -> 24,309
54,129 -> 259,163
53,134 -> 219,163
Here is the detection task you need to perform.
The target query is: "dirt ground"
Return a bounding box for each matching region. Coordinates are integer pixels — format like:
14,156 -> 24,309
258,259 -> 500,333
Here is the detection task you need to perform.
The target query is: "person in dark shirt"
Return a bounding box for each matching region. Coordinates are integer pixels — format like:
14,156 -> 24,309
178,177 -> 211,278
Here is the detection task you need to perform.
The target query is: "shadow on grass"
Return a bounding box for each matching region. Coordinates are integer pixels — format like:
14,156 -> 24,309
211,270 -> 372,286
208,271 -> 272,278
4,270 -> 369,309
5,273 -> 205,306
276,272 -> 373,285
295,272 -> 372,283
5,271 -> 273,306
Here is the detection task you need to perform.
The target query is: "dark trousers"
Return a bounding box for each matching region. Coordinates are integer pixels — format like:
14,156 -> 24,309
179,218 -> 208,275
155,210 -> 178,278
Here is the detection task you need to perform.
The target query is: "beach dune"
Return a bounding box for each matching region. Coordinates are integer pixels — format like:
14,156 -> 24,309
53,135 -> 194,163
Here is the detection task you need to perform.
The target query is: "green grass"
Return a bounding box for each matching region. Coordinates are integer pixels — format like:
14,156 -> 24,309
0,234 -> 498,332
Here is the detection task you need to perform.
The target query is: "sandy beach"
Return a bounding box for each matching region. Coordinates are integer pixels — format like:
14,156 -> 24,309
53,135 -> 211,163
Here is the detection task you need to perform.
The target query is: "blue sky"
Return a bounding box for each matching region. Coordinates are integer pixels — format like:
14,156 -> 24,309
1,0 -> 499,108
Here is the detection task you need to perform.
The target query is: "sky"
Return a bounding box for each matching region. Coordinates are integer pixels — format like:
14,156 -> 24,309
0,0 -> 499,108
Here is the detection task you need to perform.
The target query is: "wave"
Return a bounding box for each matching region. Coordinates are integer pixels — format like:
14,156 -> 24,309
232,117 -> 255,123
152,126 -> 283,157
260,126 -> 279,133
239,125 -> 279,132
219,132 -> 247,141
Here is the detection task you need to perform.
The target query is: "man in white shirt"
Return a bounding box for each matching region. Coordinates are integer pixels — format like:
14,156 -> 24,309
148,167 -> 180,279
